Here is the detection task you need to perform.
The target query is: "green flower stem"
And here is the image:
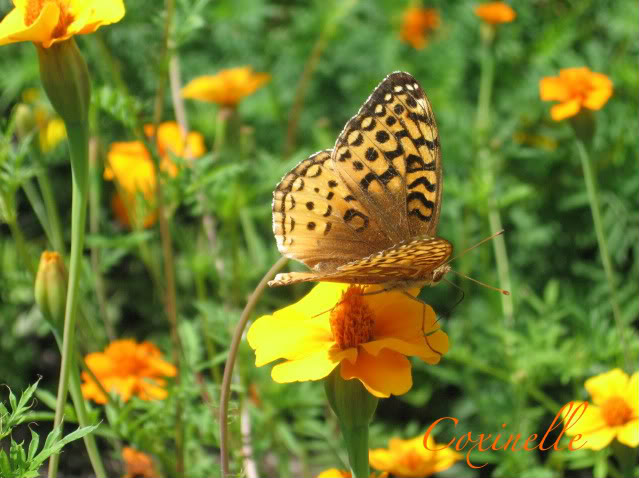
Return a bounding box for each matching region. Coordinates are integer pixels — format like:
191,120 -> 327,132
475,25 -> 514,326
48,122 -> 95,478
220,256 -> 289,477
36,164 -> 66,253
342,425 -> 370,478
575,138 -> 626,362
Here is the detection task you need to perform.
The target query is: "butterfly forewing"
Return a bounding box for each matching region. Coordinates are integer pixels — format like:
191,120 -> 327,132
270,72 -> 447,289
272,150 -> 392,270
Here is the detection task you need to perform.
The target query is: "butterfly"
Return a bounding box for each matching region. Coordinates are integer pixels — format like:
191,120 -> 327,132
269,71 -> 452,290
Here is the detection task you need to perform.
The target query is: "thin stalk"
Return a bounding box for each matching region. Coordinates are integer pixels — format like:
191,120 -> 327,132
343,425 -> 369,478
475,26 -> 514,326
575,138 -> 627,365
151,0 -> 184,473
48,123 -> 99,477
37,170 -> 66,253
220,257 -> 288,477
283,0 -> 359,158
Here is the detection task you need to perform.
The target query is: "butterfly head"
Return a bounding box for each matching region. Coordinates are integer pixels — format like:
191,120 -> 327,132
429,263 -> 452,286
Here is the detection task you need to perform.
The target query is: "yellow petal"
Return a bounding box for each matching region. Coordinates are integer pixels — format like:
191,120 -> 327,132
316,468 -> 350,478
0,3 -> 59,46
550,99 -> 581,121
539,77 -> 570,102
625,372 -> 639,415
585,369 -> 629,405
563,402 -> 605,436
340,348 -> 412,398
270,345 -> 347,383
617,419 -> 639,448
583,73 -> 613,110
247,312 -> 333,366
66,0 -> 126,37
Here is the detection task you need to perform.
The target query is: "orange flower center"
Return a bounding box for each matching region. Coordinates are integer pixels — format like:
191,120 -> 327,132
601,396 -> 634,427
398,449 -> 424,471
329,286 -> 375,350
24,0 -> 74,38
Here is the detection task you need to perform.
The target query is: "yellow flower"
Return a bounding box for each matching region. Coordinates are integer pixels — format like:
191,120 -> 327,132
122,447 -> 158,478
0,0 -> 125,48
563,369 -> 638,450
474,2 -> 516,24
247,283 -> 449,398
104,121 -> 206,228
182,66 -> 271,107
399,7 -> 440,50
316,468 -> 388,478
369,435 -> 462,477
16,89 -> 67,152
81,339 -> 177,404
539,67 -> 613,121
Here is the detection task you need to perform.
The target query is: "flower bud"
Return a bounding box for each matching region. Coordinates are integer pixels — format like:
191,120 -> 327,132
14,103 -> 36,139
35,251 -> 67,324
36,38 -> 90,126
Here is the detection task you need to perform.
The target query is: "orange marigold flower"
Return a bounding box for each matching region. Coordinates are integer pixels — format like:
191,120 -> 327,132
317,468 -> 388,478
104,121 -> 205,228
539,67 -> 613,121
562,369 -> 638,450
182,66 -> 271,107
369,435 -> 462,477
0,0 -> 125,48
81,339 -> 177,404
122,447 -> 158,478
399,7 -> 440,50
474,2 -> 516,25
247,283 -> 449,398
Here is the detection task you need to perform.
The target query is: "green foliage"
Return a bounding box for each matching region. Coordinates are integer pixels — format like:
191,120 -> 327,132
0,380 -> 98,478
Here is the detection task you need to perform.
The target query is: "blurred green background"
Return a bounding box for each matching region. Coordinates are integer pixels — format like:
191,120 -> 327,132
1,0 -> 637,477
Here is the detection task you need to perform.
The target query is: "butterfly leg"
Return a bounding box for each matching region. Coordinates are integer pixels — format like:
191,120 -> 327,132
399,290 -> 443,358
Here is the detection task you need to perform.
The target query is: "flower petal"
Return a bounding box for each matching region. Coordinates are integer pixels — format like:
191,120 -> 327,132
66,0 -> 126,37
617,419 -> 639,448
583,73 -> 613,110
539,77 -> 570,102
271,344 -> 348,383
340,348 -> 412,398
0,3 -> 59,46
550,99 -> 581,121
625,372 -> 639,415
585,369 -> 629,405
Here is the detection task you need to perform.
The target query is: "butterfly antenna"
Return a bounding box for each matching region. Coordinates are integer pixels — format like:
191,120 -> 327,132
449,269 -> 510,295
445,229 -> 504,265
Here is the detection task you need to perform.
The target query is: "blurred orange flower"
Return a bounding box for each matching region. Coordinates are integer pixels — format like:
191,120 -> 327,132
317,468 -> 388,478
104,121 -> 205,228
563,369 -> 638,450
182,66 -> 270,107
474,2 -> 516,24
122,447 -> 158,478
539,67 -> 613,121
248,283 -> 449,398
369,435 -> 461,477
399,7 -> 440,49
81,339 -> 177,404
0,0 -> 125,48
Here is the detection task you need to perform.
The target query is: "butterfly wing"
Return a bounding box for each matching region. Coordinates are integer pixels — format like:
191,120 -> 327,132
269,236 -> 452,286
272,150 -> 394,270
331,72 -> 443,242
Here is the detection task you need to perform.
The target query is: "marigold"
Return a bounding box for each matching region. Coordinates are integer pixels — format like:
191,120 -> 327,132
104,121 -> 205,228
369,435 -> 461,477
562,369 -> 638,450
539,67 -> 613,121
182,66 -> 271,107
0,0 -> 125,48
317,469 -> 388,478
247,283 -> 449,398
474,2 -> 516,24
122,447 -> 158,478
81,339 -> 177,404
399,7 -> 440,50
